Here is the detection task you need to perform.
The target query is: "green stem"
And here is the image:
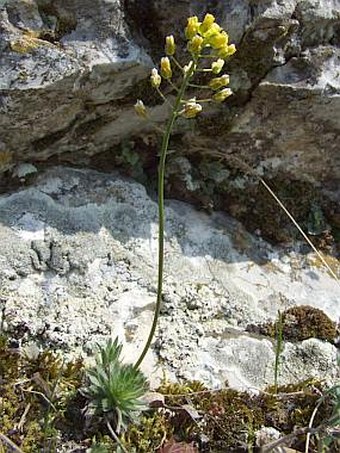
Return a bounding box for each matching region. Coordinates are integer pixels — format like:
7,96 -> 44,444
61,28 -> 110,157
274,310 -> 284,394
171,56 -> 183,71
156,86 -> 173,108
187,83 -> 211,88
168,79 -> 180,93
106,419 -> 129,453
134,61 -> 196,369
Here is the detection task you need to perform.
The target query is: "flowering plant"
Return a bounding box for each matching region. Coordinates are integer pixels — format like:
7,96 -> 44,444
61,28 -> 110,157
134,14 -> 236,368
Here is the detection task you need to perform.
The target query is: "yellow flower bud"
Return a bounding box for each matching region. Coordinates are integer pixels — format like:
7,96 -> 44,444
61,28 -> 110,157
209,74 -> 230,90
187,35 -> 204,55
185,16 -> 201,40
160,57 -> 172,79
208,31 -> 229,49
183,61 -> 194,76
180,98 -> 203,118
217,43 -> 237,59
211,58 -> 225,74
212,88 -> 233,102
150,68 -> 161,88
165,35 -> 176,56
199,13 -> 215,34
134,99 -> 148,118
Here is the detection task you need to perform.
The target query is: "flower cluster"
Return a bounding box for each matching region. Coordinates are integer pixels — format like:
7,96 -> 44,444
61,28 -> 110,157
134,13 -> 236,120
185,14 -> 236,59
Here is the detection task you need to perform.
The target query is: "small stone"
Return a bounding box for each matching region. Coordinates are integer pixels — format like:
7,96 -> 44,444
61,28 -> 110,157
255,426 -> 282,447
143,392 -> 165,408
12,163 -> 38,180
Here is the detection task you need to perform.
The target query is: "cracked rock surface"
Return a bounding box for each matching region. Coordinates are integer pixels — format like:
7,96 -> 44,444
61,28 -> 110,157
0,0 -> 339,217
0,167 -> 339,389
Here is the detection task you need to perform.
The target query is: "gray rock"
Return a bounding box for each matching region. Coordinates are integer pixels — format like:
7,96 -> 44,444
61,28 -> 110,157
0,0 -> 153,164
0,0 -> 339,223
255,426 -> 282,448
0,167 -> 339,389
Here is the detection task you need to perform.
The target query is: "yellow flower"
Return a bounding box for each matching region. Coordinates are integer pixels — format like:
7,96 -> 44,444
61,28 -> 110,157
185,16 -> 201,40
180,98 -> 203,118
187,35 -> 204,55
199,13 -> 216,35
217,43 -> 236,59
200,22 -> 222,39
165,35 -> 176,56
209,74 -> 230,90
160,57 -> 172,79
208,31 -> 229,49
211,58 -> 225,74
150,68 -> 161,88
134,100 -> 148,118
212,88 -> 233,102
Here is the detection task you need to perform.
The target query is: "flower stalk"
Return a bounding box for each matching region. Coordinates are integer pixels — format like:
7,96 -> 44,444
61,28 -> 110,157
134,14 -> 236,369
134,60 -> 196,369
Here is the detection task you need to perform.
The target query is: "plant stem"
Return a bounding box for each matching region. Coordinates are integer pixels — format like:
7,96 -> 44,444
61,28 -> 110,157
171,56 -> 183,71
273,310 -> 283,394
106,419 -> 129,453
134,61 -> 196,369
188,83 -> 211,88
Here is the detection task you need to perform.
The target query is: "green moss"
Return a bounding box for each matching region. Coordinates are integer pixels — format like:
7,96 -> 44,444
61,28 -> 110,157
0,336 -> 84,451
122,413 -> 172,452
247,305 -> 337,343
282,305 -> 337,342
152,379 -> 335,452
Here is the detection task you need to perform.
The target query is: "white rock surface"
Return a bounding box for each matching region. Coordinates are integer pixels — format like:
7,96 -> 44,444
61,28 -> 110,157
0,167 -> 339,389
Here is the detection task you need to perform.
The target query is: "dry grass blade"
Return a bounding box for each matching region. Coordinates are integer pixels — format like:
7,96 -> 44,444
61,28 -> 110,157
205,149 -> 339,284
259,177 -> 339,284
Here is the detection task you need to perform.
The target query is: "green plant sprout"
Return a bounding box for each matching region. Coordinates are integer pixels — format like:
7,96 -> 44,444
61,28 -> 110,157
273,310 -> 284,394
134,13 -> 236,369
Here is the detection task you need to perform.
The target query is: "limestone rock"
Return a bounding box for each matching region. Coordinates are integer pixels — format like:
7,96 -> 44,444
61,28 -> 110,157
0,1 -> 339,246
0,167 -> 339,389
0,0 -> 153,165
